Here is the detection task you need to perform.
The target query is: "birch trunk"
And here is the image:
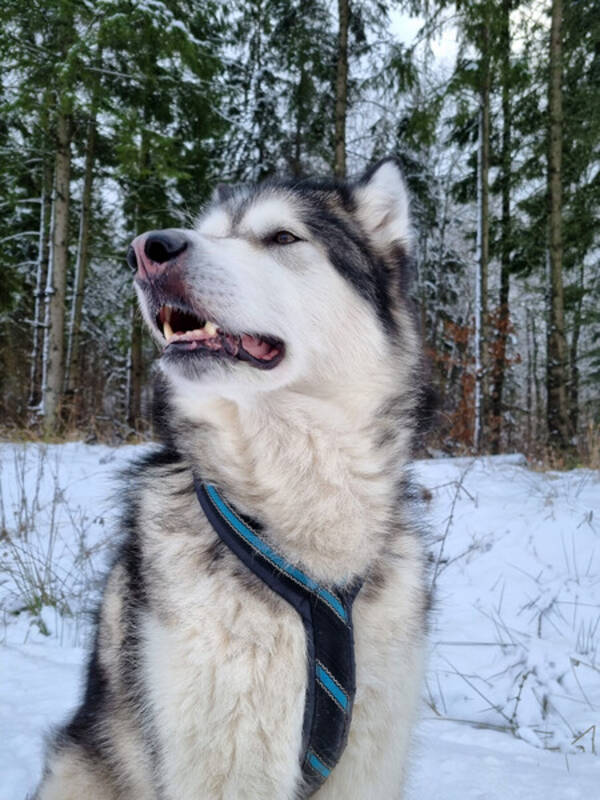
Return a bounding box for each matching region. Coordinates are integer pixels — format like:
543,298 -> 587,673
65,111 -> 96,397
473,18 -> 491,452
29,155 -> 53,409
473,112 -> 482,452
480,25 -> 490,447
42,110 -> 71,434
334,0 -> 349,178
546,0 -> 571,452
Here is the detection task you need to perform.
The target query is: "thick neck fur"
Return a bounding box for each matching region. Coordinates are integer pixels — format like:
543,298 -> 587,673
169,361 -> 417,587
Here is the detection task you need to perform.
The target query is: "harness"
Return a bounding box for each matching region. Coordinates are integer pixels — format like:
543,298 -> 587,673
194,480 -> 361,797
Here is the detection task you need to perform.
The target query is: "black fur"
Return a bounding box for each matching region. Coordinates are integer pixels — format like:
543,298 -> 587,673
224,159 -> 414,335
303,206 -> 398,333
60,635 -> 110,760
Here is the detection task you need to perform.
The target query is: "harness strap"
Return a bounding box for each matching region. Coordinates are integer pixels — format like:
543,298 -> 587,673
194,480 -> 360,797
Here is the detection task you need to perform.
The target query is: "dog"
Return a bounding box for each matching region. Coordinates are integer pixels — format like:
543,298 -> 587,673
35,158 -> 429,799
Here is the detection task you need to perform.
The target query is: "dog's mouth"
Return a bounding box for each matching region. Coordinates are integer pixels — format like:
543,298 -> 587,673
156,305 -> 285,370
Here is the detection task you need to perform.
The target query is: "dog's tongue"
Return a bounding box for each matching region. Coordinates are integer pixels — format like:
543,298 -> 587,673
241,334 -> 278,361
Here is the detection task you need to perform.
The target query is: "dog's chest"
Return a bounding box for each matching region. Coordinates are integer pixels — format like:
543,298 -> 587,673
135,478 -> 422,799
139,517 -> 309,799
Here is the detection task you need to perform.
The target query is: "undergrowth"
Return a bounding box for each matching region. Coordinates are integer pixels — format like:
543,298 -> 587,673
425,460 -> 600,755
0,445 -> 109,643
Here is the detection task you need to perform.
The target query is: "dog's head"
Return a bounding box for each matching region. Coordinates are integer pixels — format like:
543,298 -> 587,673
129,158 -> 416,411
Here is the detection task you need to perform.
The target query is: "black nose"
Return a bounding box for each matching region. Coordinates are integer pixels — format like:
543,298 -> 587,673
144,230 -> 188,264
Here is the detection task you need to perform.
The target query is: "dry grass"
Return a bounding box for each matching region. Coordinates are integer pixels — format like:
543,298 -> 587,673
0,446 -> 109,642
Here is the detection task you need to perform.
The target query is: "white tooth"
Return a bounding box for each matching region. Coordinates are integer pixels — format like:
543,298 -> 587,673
204,321 -> 218,336
164,305 -> 172,321
163,320 -> 174,340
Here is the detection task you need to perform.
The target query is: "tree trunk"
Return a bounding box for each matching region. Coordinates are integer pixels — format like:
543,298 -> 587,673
29,152 -> 53,409
526,308 -> 533,453
126,125 -> 150,432
474,33 -> 490,452
531,311 -> 543,445
42,110 -> 71,435
65,110 -> 96,399
569,261 -> 584,440
546,0 -> 570,453
490,0 -> 512,454
126,303 -> 143,431
292,65 -> 307,177
334,0 -> 349,178
254,20 -> 267,179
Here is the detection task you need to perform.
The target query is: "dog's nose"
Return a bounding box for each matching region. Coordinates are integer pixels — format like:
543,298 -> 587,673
144,231 -> 188,264
128,230 -> 188,279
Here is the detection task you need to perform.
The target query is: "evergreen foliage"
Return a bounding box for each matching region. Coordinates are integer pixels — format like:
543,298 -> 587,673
0,0 -> 597,458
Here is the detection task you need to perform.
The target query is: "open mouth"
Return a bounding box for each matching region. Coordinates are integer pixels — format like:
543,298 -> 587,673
156,306 -> 285,370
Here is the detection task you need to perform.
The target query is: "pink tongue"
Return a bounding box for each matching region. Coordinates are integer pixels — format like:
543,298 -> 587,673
241,334 -> 276,360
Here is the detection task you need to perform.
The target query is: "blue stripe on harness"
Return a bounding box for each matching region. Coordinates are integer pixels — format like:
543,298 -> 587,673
205,485 -> 348,622
316,662 -> 348,710
306,751 -> 332,778
195,480 -> 361,798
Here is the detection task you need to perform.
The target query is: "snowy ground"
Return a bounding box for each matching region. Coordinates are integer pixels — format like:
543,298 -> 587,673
1,443 -> 599,799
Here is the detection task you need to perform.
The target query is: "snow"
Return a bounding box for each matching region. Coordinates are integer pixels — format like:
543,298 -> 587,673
1,444 -> 599,799
416,457 -> 600,756
412,718 -> 600,798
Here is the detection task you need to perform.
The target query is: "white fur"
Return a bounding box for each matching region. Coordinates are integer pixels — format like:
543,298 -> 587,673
354,160 -> 412,252
37,166 -> 427,800
36,749 -> 115,800
129,416 -> 426,799
143,172 -> 426,797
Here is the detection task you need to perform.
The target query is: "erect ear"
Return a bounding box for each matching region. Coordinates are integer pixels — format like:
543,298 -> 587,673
211,182 -> 237,204
353,158 -> 411,253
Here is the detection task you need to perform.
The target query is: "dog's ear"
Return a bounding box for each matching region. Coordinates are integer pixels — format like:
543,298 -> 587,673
212,182 -> 237,204
353,158 -> 411,253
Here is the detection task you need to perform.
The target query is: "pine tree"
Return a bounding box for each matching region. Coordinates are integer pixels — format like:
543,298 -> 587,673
489,0 -> 512,453
560,0 -> 600,441
545,0 -> 571,452
98,0 -> 228,429
65,45 -> 103,402
0,0 -> 598,451
335,0 -> 350,177
511,0 -> 600,452
220,0 -> 336,181
439,0 -> 496,450
271,0 -> 336,176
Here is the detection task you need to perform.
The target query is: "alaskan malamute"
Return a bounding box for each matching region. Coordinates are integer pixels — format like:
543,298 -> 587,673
36,159 -> 429,799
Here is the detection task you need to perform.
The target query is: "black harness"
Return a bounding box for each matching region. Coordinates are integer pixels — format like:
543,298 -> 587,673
194,480 -> 361,797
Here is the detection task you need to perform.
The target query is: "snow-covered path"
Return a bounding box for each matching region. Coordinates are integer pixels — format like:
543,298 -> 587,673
1,444 -> 598,799
412,719 -> 599,799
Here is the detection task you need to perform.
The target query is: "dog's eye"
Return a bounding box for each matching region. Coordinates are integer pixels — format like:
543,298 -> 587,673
272,230 -> 299,245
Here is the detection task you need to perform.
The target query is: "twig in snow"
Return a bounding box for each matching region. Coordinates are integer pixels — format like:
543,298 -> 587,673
430,461 -> 475,592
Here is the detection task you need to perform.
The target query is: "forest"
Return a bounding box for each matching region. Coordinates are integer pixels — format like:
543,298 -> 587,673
0,0 -> 598,462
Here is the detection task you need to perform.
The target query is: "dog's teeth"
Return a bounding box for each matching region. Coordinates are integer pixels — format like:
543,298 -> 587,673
164,306 -> 172,322
204,321 -> 218,336
163,320 -> 174,340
